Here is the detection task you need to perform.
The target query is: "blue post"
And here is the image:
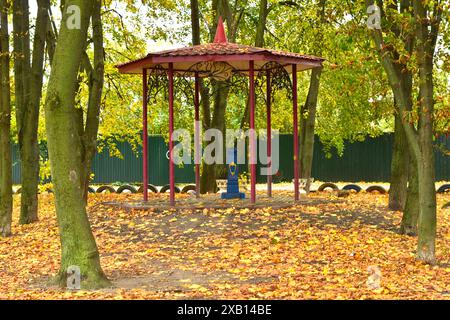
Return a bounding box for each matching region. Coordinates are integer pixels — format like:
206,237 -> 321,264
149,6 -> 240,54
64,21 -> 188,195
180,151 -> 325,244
221,147 -> 245,200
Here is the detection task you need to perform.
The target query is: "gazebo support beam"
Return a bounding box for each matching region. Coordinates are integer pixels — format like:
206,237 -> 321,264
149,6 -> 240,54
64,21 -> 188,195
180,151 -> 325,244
142,68 -> 148,202
249,61 -> 256,204
168,63 -> 175,205
194,73 -> 201,198
266,70 -> 272,198
292,64 -> 299,201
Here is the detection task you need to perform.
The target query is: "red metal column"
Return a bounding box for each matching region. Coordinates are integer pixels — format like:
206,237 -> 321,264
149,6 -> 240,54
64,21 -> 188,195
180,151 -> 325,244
266,70 -> 272,198
249,61 -> 256,203
194,73 -> 201,198
142,68 -> 148,202
168,63 -> 175,205
292,64 -> 299,201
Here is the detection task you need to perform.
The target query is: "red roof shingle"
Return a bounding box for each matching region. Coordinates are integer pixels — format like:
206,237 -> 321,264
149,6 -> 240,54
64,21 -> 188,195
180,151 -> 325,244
116,19 -> 324,75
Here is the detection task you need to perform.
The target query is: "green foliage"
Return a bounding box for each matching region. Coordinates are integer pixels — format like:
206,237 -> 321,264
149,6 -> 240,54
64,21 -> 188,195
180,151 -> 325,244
20,0 -> 450,159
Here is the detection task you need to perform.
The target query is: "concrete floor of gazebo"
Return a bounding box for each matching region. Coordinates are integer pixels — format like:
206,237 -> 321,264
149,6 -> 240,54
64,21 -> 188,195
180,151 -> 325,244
100,191 -> 339,212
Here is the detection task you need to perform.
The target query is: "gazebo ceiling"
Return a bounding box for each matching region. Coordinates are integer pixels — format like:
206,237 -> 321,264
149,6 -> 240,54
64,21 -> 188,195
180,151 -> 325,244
116,18 -> 324,77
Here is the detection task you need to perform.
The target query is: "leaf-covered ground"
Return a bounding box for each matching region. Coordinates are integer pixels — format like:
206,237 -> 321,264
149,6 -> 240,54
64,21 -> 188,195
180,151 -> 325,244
0,191 -> 449,300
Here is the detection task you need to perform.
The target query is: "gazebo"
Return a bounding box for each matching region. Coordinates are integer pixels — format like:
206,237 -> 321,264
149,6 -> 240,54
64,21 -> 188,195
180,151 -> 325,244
116,18 -> 324,205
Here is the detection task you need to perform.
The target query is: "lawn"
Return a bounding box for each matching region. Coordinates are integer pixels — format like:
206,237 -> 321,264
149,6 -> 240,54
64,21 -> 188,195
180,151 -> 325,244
0,191 -> 449,300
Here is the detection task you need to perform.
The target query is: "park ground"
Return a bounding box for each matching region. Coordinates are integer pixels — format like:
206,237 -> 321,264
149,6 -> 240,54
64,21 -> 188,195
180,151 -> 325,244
0,188 -> 449,300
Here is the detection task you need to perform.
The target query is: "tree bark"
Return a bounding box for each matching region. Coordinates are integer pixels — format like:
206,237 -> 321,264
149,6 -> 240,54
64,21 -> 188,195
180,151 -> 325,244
0,0 -> 12,237
79,0 -> 104,202
413,0 -> 438,264
400,155 -> 419,235
389,112 -> 409,211
240,0 -> 268,129
255,0 -> 268,47
191,0 -> 214,193
13,0 -> 49,224
44,0 -> 110,289
366,0 -> 439,264
300,67 -> 322,193
197,0 -> 239,194
299,0 -> 325,193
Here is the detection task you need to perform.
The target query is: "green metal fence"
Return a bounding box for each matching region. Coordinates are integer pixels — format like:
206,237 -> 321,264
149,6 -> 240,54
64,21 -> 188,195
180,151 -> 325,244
11,134 -> 449,185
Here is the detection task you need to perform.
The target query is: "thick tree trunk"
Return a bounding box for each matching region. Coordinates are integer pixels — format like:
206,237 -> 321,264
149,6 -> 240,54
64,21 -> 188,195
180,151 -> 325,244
400,155 -> 419,235
13,0 -> 49,224
300,67 -> 322,193
200,82 -> 229,194
196,1 -> 237,194
44,0 -> 110,289
416,61 -> 437,264
200,164 -> 217,194
389,113 -> 409,211
191,0 -> 214,194
0,0 -> 12,237
413,0 -> 438,264
416,146 -> 436,263
366,0 -> 439,263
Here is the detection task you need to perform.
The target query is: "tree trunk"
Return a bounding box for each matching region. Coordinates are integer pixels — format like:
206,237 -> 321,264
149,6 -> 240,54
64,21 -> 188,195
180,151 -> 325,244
80,1 -> 104,202
191,0 -> 214,194
255,0 -> 268,47
298,0 -> 325,194
196,0 -> 237,194
13,0 -> 49,225
300,67 -> 322,193
416,60 -> 437,264
413,0 -> 438,264
200,82 -> 229,194
366,0 -> 439,264
400,155 -> 419,236
240,0 -> 267,129
0,0 -> 12,237
416,136 -> 436,263
44,0 -> 110,289
389,113 -> 409,211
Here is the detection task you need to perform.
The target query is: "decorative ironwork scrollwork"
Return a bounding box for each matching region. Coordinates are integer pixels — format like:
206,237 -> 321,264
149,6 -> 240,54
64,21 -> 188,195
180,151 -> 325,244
256,62 -> 293,103
146,61 -> 292,115
188,61 -> 235,81
147,64 -> 168,103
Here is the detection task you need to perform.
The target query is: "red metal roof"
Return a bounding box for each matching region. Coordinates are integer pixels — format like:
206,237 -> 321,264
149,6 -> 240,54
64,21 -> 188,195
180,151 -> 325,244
144,42 -> 323,61
116,18 -> 324,75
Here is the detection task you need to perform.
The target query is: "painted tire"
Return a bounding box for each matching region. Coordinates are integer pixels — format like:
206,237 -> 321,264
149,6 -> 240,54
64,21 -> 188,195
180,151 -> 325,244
116,185 -> 138,194
137,184 -> 158,193
317,183 -> 339,192
15,187 -> 22,194
181,185 -> 197,194
96,185 -> 116,193
160,185 -> 181,194
88,187 -> 96,193
366,185 -> 387,194
343,184 -> 362,193
437,184 -> 450,194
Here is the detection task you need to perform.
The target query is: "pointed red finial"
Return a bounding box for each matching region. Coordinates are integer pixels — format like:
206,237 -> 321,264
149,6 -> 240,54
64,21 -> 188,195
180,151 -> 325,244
214,16 -> 228,43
